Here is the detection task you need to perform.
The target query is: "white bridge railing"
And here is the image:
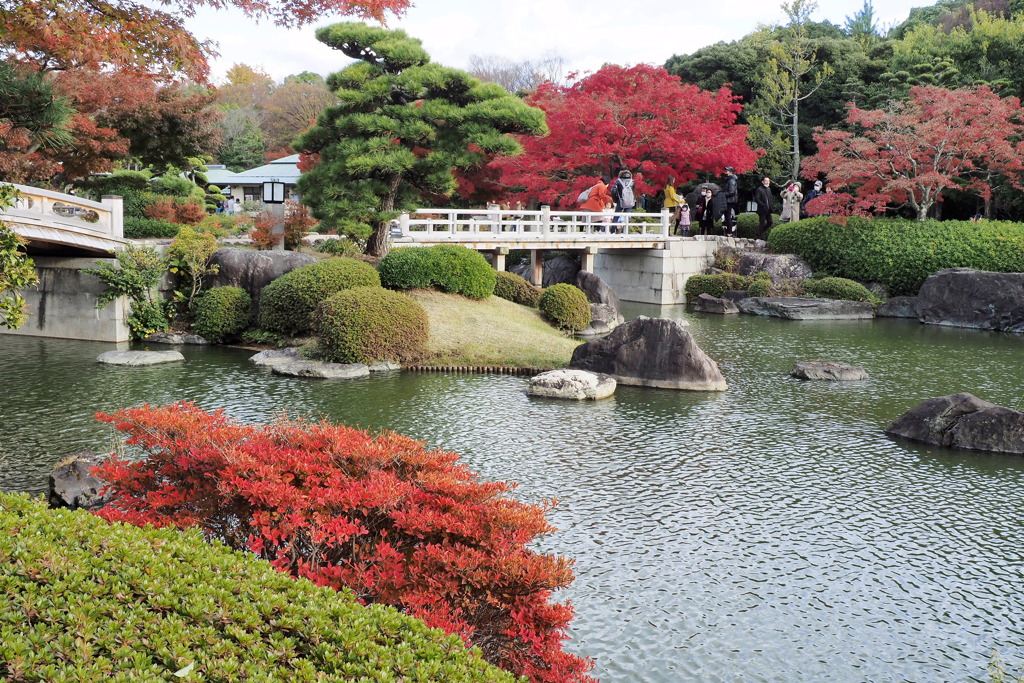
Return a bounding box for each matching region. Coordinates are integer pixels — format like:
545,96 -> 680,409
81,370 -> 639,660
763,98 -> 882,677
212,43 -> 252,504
2,184 -> 123,240
397,206 -> 673,241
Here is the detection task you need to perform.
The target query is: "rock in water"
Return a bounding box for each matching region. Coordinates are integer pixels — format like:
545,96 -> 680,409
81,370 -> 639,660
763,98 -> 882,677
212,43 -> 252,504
527,369 -> 616,400
885,392 -> 1024,455
97,350 -> 184,366
569,316 -> 727,391
791,361 -> 869,381
737,297 -> 874,320
49,450 -> 109,511
917,268 -> 1024,333
691,293 -> 739,314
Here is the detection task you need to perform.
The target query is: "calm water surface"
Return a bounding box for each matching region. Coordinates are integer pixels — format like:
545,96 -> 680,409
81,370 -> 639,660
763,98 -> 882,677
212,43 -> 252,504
2,310 -> 1024,682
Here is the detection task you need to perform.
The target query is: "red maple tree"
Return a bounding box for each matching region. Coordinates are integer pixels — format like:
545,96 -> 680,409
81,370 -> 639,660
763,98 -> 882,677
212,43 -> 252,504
93,402 -> 595,683
802,85 -> 1024,220
493,64 -> 758,207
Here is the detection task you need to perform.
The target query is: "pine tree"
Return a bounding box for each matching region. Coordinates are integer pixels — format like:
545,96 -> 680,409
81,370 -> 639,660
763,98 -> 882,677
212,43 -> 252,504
295,23 -> 547,257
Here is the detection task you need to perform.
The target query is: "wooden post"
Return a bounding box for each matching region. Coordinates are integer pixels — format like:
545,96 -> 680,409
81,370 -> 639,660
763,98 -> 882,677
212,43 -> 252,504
530,249 -> 543,286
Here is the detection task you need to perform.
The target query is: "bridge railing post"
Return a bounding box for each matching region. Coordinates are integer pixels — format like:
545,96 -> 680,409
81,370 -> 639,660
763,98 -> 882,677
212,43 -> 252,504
661,208 -> 671,237
399,212 -> 410,237
540,205 -> 550,236
103,195 -> 123,239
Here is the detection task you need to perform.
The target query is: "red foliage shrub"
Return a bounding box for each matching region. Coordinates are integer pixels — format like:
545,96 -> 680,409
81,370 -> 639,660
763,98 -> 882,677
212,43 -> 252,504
143,196 -> 177,222
93,402 -> 593,683
174,200 -> 207,225
250,200 -> 317,250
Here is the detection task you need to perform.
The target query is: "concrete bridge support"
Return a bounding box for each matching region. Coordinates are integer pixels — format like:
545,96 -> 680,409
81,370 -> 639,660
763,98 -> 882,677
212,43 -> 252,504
593,238 -> 732,305
0,257 -> 129,342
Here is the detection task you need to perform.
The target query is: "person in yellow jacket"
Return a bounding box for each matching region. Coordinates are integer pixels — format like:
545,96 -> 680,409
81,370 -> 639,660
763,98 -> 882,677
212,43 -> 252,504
663,175 -> 684,235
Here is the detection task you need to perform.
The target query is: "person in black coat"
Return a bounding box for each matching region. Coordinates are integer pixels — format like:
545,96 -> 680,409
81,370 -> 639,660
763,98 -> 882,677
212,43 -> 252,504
722,167 -> 739,236
754,176 -> 774,240
712,185 -> 729,234
694,187 -> 716,235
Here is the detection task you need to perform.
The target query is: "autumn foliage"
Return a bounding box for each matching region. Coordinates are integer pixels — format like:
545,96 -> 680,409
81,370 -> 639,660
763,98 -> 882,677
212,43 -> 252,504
250,199 -> 317,250
495,64 -> 758,207
803,85 -> 1024,220
93,403 -> 594,683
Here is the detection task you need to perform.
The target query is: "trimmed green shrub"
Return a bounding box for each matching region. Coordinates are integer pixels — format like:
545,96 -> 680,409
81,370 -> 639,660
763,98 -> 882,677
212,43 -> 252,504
494,271 -> 542,307
379,247 -> 435,290
746,278 -> 773,298
258,258 -> 381,336
684,273 -> 754,298
767,216 -> 1024,295
734,212 -> 782,239
124,216 -> 179,239
313,286 -> 428,364
315,237 -> 361,257
193,286 -> 252,343
428,245 -> 496,300
800,276 -> 877,303
538,283 -> 591,331
0,492 -> 515,682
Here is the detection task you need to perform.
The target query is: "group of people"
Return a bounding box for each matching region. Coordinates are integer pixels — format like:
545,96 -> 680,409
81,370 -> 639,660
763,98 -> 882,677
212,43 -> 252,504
578,167 -> 831,239
216,197 -> 240,215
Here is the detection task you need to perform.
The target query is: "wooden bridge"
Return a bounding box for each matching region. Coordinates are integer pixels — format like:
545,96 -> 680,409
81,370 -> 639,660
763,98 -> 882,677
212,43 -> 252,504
1,184 -> 126,255
395,207 -> 676,282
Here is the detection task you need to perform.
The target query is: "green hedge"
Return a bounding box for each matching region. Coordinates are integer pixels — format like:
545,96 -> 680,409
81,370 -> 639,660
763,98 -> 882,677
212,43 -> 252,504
258,258 -> 381,336
0,493 -> 513,682
315,238 -> 361,257
538,283 -> 591,331
428,245 -> 496,300
378,247 -> 435,290
313,286 -> 428,364
766,216 -> 1024,296
193,286 -> 252,343
799,276 -> 877,303
124,217 -> 179,239
684,273 -> 754,298
493,271 -> 542,307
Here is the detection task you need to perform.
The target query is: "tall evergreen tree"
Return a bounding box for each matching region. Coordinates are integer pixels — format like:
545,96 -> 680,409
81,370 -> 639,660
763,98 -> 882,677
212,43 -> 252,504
295,23 -> 547,256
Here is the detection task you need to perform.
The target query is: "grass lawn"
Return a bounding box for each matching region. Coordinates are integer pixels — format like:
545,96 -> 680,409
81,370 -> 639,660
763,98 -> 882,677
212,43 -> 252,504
407,290 -> 582,369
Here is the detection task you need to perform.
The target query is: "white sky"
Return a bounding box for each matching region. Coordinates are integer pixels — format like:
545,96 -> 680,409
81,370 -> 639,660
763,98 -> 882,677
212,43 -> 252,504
184,0 -> 928,84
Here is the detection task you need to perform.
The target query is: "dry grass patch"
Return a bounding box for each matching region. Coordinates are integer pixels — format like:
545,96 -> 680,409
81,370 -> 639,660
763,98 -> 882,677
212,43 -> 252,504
406,289 -> 581,368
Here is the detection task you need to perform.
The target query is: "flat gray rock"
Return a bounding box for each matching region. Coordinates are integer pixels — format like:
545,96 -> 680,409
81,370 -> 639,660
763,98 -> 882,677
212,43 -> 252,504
738,297 -> 875,320
250,347 -> 302,366
144,332 -> 209,345
272,360 -> 370,379
877,296 -> 919,319
791,361 -> 869,381
368,361 -> 402,372
527,369 -> 616,400
97,350 -> 184,366
691,293 -> 739,314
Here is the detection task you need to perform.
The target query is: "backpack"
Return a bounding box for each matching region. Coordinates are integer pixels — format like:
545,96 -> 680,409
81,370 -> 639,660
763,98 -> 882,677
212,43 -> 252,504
577,184 -> 596,204
618,179 -> 636,209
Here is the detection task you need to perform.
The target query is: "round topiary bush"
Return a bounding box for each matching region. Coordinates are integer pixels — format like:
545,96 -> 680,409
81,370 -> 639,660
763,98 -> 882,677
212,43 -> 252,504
746,277 -> 773,298
258,257 -> 381,336
313,286 -> 429,364
379,247 -> 435,291
192,286 -> 252,343
538,283 -> 591,331
493,271 -> 542,307
0,492 -> 515,682
800,276 -> 877,302
428,245 -> 496,300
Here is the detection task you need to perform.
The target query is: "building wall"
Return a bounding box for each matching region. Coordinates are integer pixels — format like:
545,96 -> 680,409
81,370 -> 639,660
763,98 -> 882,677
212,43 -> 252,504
0,257 -> 129,342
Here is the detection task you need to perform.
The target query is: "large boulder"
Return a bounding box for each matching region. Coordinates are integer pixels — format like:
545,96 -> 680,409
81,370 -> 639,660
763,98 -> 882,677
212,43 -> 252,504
691,293 -> 739,314
527,369 -> 616,400
512,256 -> 580,287
272,360 -> 370,379
737,297 -> 875,320
206,247 -> 317,314
917,268 -> 1024,333
877,296 -> 919,319
737,253 -> 813,283
575,271 -> 624,336
791,361 -> 869,381
569,316 -> 727,391
48,450 -> 109,511
885,393 -> 1024,454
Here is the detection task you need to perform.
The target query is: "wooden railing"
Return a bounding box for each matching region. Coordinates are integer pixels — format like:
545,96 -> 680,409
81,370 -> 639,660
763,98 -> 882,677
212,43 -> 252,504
1,184 -> 123,240
396,206 -> 673,241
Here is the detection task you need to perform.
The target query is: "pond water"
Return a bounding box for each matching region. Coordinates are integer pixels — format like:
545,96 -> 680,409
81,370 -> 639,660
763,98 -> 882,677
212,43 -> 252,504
2,309 -> 1024,682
